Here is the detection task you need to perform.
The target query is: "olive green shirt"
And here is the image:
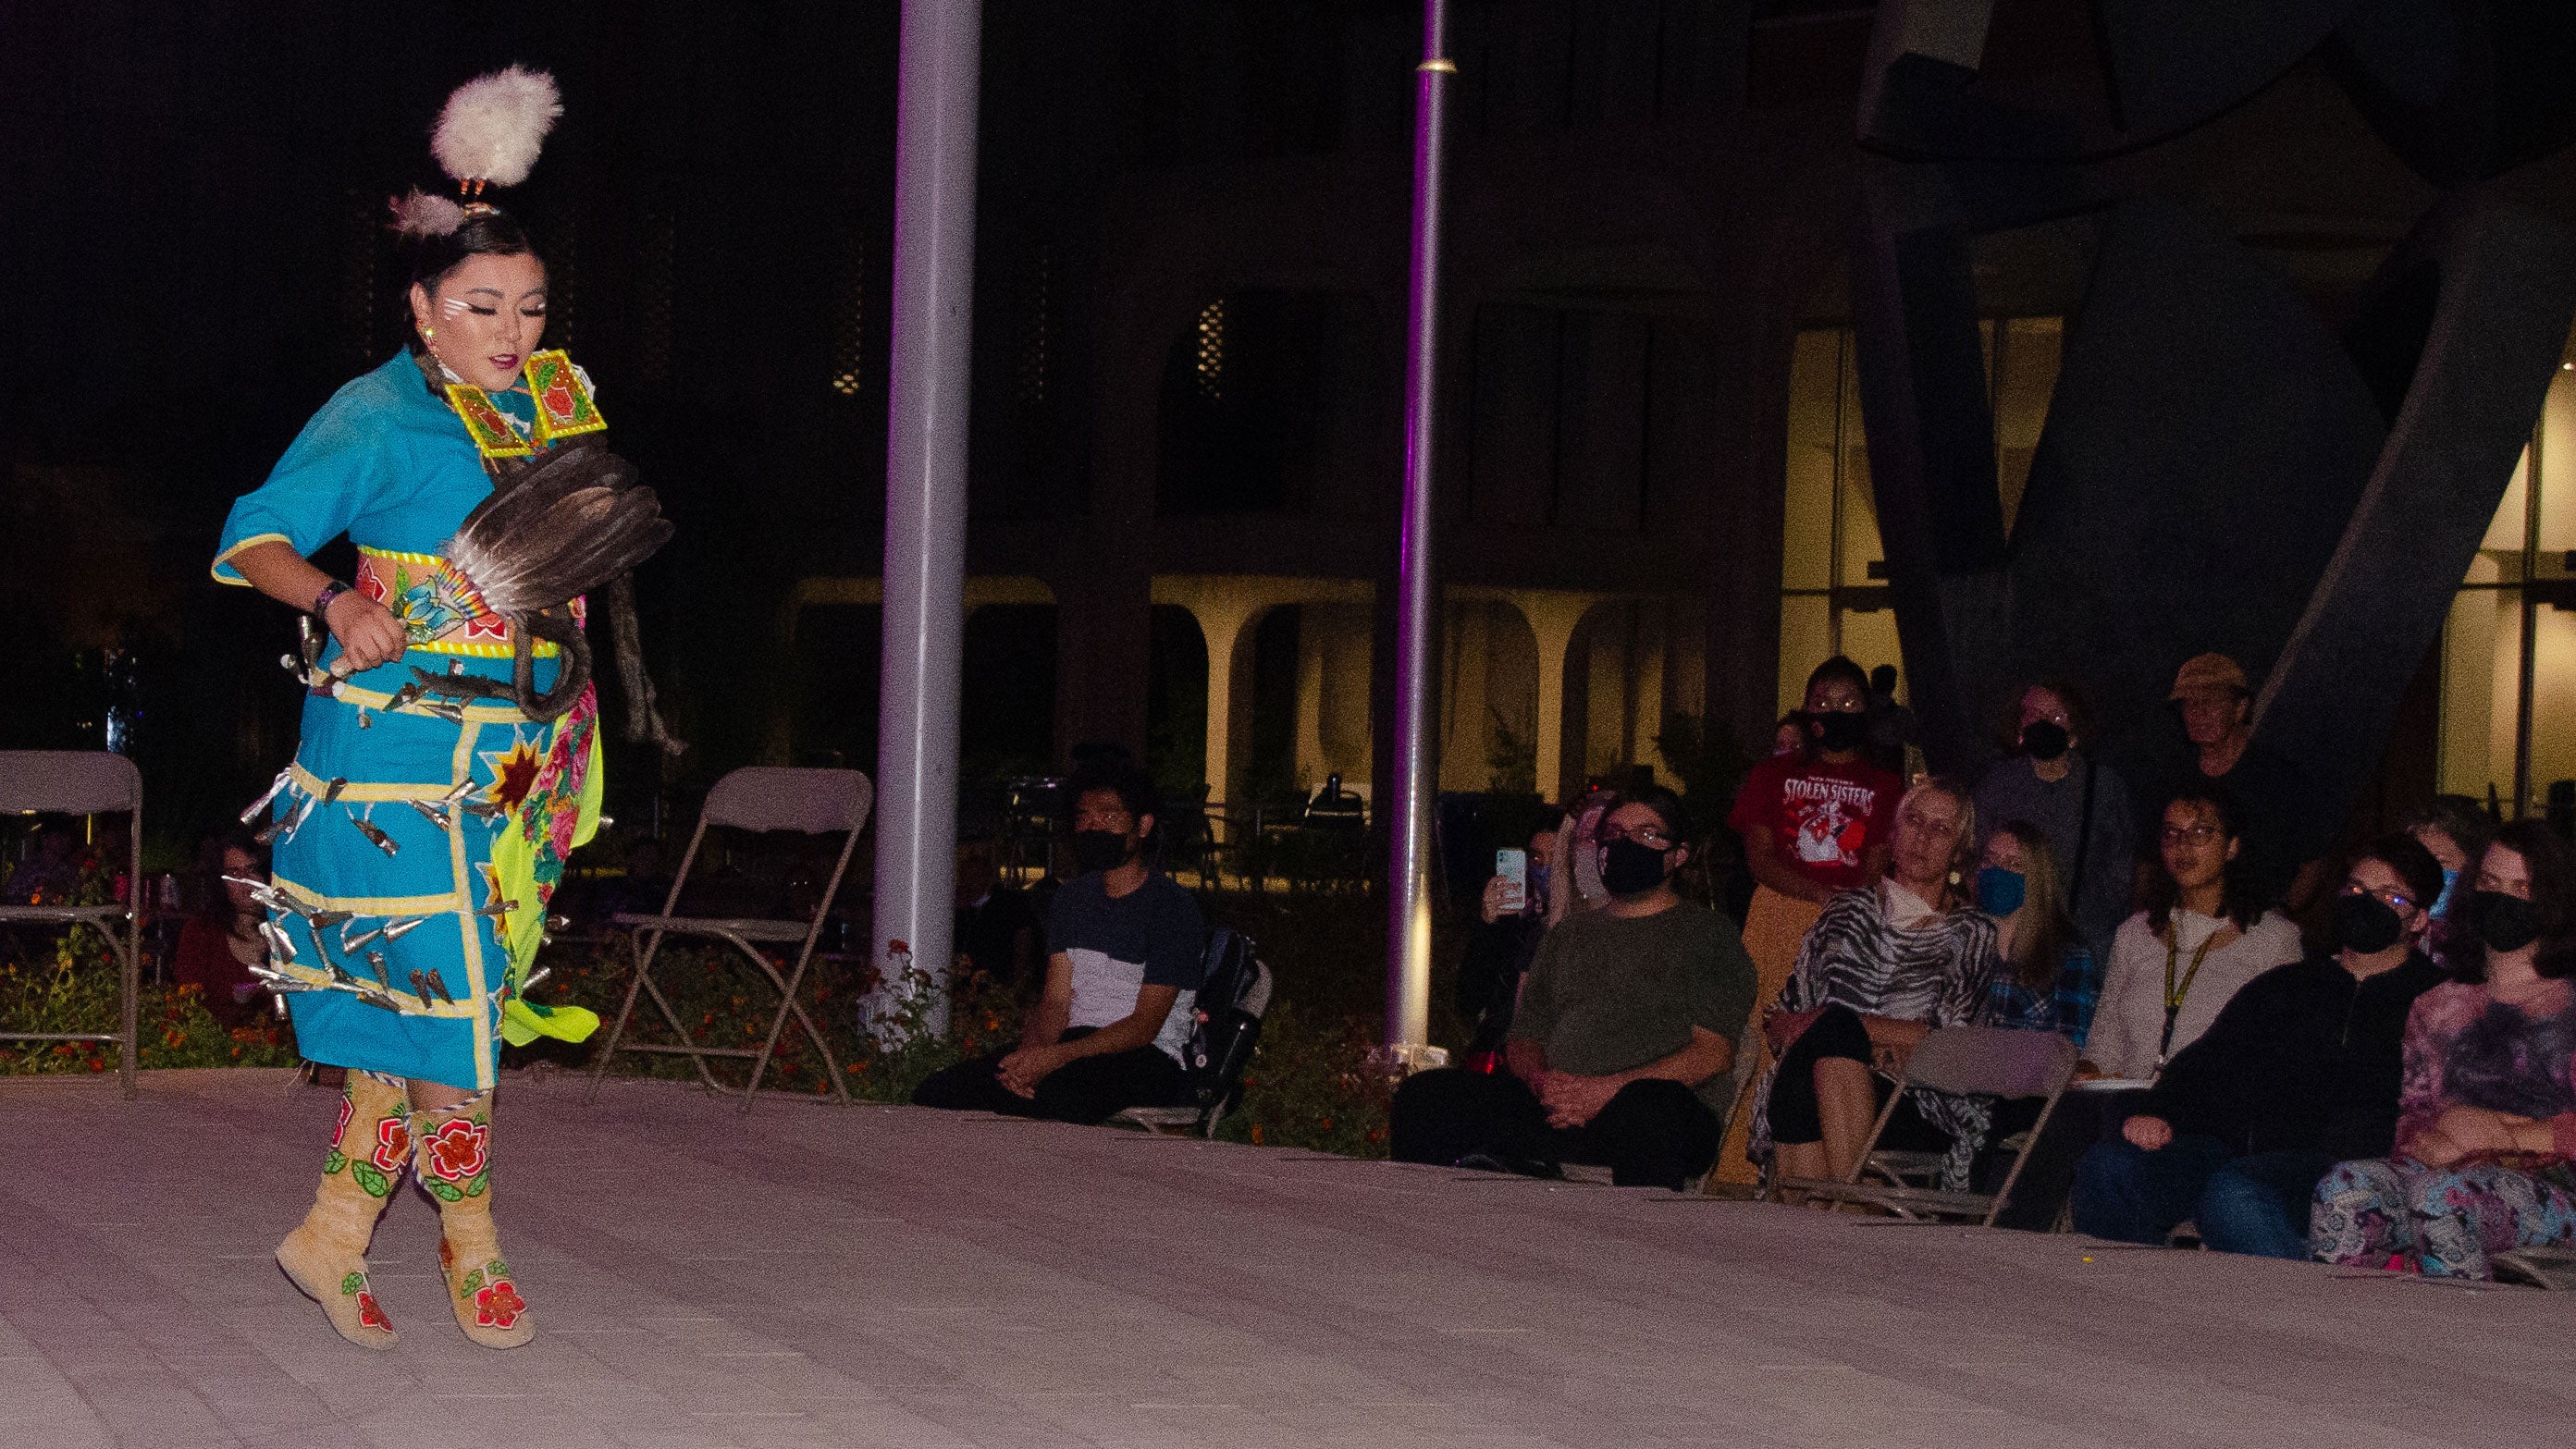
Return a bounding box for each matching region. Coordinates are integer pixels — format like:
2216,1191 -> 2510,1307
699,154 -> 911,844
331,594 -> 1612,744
1508,901 -> 1758,1113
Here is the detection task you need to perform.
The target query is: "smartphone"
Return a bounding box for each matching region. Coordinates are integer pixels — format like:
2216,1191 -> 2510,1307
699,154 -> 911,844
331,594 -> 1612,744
1495,848 -> 1528,914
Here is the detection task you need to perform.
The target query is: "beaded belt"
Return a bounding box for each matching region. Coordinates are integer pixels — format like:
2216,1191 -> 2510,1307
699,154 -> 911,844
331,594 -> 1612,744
354,546 -> 584,658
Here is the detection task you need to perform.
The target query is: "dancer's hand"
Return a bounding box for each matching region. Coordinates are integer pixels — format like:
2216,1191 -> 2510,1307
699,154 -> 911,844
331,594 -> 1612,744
326,593 -> 408,673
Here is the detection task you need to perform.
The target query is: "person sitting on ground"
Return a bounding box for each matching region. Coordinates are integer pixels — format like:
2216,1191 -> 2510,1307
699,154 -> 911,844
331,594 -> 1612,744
2072,834 -> 2447,1259
1389,788 -> 1755,1190
2406,794 -> 2495,978
173,828 -> 271,1028
1749,777 -> 2002,1193
2142,652 -> 2330,915
1716,656 -> 1904,1182
1457,809 -> 1564,1071
1974,822 -> 2100,1047
911,759 -> 1206,1124
2311,822 -> 2576,1280
2084,787 -> 2302,1082
1973,680 -> 2137,962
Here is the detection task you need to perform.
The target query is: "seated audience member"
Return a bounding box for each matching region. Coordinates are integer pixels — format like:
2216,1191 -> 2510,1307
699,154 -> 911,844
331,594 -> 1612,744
2142,653 -> 2328,915
1716,656 -> 1904,1182
2072,835 -> 2447,1258
1771,712 -> 1805,758
1457,810 -> 1563,1069
2312,822 -> 2576,1279
1750,777 -> 2002,1192
912,760 -> 1206,1124
2406,794 -> 2495,977
173,828 -> 269,1027
1975,823 -> 2100,1046
3,823 -> 81,905
2085,788 -> 2302,1082
953,846 -> 1043,991
1973,681 -> 2137,962
1390,789 -> 1756,1189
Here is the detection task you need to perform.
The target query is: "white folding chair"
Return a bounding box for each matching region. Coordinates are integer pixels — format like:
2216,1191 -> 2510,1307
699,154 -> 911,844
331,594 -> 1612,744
584,767 -> 871,1111
1779,1025 -> 2079,1227
0,751 -> 142,1099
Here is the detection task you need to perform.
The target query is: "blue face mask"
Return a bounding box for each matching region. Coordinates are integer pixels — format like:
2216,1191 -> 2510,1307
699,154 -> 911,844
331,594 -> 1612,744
1974,865 -> 2027,916
2432,866 -> 2461,920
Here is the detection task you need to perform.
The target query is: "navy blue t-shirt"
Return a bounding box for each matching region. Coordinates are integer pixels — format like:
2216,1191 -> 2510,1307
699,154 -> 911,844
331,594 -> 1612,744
1046,871 -> 1207,1062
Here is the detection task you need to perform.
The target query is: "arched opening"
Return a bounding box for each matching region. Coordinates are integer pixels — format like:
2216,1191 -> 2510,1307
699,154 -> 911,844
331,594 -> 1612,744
1441,599 -> 1540,794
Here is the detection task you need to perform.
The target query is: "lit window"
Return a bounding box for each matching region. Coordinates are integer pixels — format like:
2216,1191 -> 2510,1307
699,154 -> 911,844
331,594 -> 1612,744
1195,298 -> 1226,399
2438,358 -> 2576,817
830,240 -> 867,397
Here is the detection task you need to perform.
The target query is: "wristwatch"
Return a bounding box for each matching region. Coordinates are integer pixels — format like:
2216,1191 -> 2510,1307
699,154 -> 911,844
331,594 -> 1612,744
313,580 -> 354,617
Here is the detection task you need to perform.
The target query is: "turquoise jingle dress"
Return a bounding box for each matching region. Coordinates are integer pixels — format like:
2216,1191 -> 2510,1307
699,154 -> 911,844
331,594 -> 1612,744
214,349 -> 605,1091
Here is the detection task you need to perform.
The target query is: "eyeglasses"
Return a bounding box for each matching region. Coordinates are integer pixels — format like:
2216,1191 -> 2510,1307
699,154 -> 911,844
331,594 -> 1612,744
2340,882 -> 2418,914
2160,824 -> 2225,847
1598,824 -> 1674,850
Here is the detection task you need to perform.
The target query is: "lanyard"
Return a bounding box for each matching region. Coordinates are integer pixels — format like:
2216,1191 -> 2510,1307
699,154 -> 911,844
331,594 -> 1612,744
2158,921 -> 2221,1068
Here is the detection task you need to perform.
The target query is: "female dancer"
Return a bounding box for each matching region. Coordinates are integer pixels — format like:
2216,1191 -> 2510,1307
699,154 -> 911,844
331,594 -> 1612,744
215,68 -> 604,1349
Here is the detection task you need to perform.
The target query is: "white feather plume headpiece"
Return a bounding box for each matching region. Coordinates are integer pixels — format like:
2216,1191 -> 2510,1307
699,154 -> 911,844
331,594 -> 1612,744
430,66 -> 561,195
388,188 -> 468,238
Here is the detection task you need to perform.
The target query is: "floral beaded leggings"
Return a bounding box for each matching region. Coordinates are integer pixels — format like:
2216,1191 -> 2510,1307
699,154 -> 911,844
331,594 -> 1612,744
2311,1157 -> 2576,1279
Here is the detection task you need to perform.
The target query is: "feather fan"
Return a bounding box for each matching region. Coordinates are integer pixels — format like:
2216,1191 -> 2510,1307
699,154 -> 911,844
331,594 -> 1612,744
442,444 -> 672,616
431,67 -> 561,188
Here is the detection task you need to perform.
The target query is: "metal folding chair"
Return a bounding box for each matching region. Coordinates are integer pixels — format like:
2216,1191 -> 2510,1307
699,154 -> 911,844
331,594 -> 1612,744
584,767 -> 871,1111
1778,1025 -> 2078,1227
0,751 -> 143,1099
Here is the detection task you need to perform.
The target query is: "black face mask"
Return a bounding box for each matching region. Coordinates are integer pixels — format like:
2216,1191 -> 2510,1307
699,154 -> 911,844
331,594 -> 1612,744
2471,890 -> 2544,954
1812,710 -> 1868,754
2020,720 -> 2071,762
1599,837 -> 1671,897
1070,829 -> 1134,875
2333,890 -> 2407,955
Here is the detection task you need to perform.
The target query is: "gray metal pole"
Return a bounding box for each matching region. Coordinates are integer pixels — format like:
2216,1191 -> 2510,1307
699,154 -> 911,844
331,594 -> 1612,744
873,0 -> 982,1036
1387,0 -> 1452,1059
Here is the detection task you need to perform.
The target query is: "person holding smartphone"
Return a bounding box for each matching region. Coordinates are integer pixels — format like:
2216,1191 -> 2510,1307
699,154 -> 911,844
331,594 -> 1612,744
1455,812 -> 1563,1070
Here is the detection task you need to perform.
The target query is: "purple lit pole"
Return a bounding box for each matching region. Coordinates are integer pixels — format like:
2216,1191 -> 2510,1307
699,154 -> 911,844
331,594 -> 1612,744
873,0 -> 982,1036
1387,0 -> 1453,1059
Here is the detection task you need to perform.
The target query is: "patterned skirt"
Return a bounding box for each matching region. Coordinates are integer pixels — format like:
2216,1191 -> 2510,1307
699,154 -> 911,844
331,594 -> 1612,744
260,648 -> 598,1091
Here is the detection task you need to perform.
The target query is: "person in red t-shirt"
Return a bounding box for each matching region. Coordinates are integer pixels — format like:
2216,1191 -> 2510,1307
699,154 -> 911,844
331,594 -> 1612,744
173,830 -> 269,1028
1710,655 -> 1903,1183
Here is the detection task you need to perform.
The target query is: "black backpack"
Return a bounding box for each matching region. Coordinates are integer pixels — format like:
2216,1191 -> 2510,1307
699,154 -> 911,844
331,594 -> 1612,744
1183,927 -> 1273,1113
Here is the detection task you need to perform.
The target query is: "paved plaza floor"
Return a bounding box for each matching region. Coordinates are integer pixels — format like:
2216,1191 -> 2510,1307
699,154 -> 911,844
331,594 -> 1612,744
1,1068 -> 2569,1448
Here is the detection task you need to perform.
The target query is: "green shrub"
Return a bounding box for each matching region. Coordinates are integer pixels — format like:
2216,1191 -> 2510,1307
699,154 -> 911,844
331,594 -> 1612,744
0,932 -> 298,1075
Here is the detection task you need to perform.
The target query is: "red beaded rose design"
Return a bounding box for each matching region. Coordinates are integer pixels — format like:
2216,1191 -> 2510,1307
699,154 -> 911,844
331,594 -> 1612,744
370,1115 -> 413,1174
333,1094 -> 353,1147
475,1278 -> 525,1329
356,1291 -> 391,1332
424,1119 -> 488,1183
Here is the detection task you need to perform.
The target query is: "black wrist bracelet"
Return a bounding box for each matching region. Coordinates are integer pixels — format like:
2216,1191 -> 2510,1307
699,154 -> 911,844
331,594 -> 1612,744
313,581 -> 353,617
